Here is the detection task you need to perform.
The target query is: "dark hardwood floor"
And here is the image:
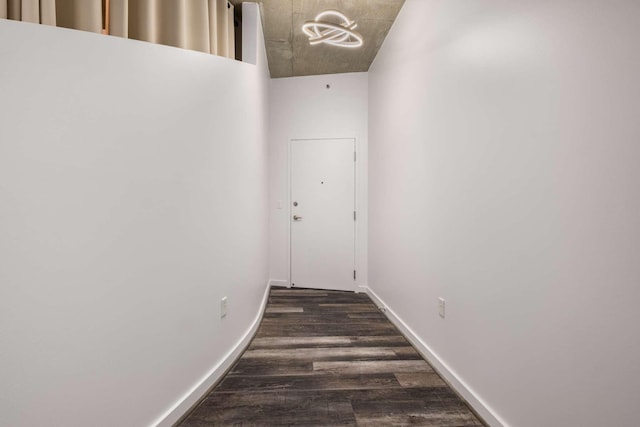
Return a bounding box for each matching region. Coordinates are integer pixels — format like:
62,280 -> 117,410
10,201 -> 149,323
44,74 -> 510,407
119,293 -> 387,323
179,288 -> 484,426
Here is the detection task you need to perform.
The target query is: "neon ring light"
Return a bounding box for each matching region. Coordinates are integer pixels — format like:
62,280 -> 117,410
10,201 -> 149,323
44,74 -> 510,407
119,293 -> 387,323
302,10 -> 364,48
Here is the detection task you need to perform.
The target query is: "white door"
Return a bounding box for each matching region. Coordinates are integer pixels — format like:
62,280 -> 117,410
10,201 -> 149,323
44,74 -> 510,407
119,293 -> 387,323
290,138 -> 356,291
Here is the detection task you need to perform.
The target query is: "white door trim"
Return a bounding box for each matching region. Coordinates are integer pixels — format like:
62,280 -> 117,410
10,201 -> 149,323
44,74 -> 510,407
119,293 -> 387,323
288,137 -> 359,291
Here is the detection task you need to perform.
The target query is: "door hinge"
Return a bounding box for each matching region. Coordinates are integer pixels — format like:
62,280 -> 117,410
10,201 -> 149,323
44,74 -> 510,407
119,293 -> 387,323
354,270 -> 357,280
354,151 -> 356,161
354,211 -> 356,221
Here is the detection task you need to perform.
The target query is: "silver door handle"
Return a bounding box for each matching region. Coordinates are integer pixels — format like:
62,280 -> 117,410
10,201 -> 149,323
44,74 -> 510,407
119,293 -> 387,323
293,215 -> 303,221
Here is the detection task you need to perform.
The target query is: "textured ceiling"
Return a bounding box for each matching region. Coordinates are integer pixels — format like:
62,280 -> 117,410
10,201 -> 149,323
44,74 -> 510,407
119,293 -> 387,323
254,0 -> 405,78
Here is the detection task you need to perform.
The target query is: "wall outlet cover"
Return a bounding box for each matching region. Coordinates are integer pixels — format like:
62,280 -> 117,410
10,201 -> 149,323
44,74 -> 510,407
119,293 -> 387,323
438,297 -> 445,318
221,297 -> 228,318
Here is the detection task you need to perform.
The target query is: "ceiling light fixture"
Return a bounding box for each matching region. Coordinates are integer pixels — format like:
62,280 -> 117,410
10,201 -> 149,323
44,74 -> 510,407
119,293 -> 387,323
302,10 -> 364,48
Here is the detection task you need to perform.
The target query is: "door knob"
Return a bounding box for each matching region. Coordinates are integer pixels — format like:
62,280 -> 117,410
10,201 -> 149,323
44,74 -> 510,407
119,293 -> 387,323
293,215 -> 303,221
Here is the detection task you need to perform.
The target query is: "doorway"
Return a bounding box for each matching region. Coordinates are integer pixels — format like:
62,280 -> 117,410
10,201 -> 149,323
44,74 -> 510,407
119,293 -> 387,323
290,138 -> 356,291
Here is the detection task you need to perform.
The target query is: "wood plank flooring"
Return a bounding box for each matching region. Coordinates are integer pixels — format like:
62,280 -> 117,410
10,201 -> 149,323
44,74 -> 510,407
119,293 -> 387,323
178,288 -> 485,426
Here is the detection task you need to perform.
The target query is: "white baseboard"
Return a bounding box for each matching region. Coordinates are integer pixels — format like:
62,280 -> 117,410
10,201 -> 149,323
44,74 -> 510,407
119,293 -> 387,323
152,282 -> 272,427
268,279 -> 289,288
366,287 -> 507,427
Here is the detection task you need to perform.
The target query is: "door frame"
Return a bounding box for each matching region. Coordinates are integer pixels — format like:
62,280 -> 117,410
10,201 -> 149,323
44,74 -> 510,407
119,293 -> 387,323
288,137 -> 359,292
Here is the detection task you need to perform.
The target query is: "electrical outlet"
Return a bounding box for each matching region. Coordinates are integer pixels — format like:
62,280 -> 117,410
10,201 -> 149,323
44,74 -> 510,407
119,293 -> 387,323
221,297 -> 228,318
438,297 -> 445,318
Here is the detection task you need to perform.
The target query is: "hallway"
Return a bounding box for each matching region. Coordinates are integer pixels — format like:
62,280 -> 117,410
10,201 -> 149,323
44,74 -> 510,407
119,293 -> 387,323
179,288 -> 484,426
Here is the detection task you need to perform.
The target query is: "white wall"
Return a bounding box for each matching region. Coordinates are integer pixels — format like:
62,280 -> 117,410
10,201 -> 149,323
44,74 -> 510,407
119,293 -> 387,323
368,1 -> 640,426
0,5 -> 269,425
268,73 -> 368,290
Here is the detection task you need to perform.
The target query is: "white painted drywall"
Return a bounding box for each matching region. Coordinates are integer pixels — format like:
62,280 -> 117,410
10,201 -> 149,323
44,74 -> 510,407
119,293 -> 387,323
268,73 -> 368,290
368,1 -> 640,426
0,7 -> 269,426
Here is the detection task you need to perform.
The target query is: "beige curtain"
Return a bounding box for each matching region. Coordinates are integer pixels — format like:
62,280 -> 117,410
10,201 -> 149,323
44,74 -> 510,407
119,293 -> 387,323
10,0 -> 21,21
127,0 -> 234,58
227,1 -> 234,58
215,0 -> 228,57
109,0 -> 127,37
40,0 -> 55,25
185,0 -> 209,53
1,0 -> 56,25
207,0 -> 217,55
157,0 -> 185,48
1,0 -> 235,59
56,0 -> 101,33
128,0 -> 156,42
155,0 -> 210,53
